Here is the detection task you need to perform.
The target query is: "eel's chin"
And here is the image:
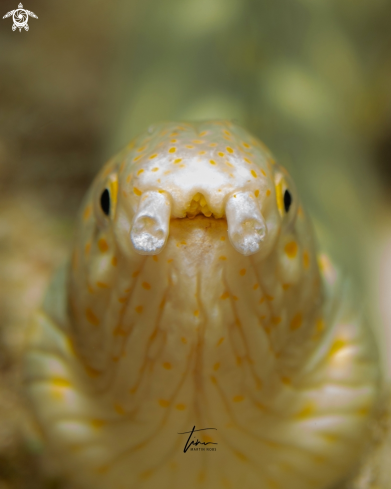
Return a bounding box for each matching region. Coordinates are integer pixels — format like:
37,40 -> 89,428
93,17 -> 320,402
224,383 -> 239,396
166,215 -> 230,271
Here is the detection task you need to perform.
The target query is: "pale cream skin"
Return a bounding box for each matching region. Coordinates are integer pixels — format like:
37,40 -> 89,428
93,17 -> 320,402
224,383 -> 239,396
24,121 -> 380,489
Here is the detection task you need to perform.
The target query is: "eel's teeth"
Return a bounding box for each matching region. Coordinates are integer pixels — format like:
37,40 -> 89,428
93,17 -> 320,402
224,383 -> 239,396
225,191 -> 267,256
130,191 -> 171,255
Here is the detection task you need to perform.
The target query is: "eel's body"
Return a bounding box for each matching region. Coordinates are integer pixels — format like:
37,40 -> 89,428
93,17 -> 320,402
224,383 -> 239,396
24,121 -> 379,489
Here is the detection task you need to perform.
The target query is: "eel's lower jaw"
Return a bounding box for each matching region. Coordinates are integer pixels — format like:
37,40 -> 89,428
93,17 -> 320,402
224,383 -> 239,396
130,190 -> 267,256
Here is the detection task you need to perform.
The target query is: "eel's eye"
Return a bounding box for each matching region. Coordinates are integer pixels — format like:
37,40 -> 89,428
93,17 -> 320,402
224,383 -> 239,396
100,188 -> 110,216
284,189 -> 292,213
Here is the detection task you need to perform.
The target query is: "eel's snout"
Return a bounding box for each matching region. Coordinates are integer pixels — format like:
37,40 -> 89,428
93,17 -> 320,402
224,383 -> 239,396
130,190 -> 267,256
130,191 -> 171,255
225,192 -> 267,256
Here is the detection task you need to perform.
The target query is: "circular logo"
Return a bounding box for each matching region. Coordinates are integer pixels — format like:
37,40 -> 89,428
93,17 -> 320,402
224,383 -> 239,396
12,8 -> 28,30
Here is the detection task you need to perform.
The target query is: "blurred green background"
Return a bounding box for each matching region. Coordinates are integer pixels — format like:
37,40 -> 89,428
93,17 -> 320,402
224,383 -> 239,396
0,0 -> 391,486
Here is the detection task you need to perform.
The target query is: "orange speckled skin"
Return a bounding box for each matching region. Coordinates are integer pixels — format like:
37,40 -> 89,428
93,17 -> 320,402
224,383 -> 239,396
24,121 -> 379,489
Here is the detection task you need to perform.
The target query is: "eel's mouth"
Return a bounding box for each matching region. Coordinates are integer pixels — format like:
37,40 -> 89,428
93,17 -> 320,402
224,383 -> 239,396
130,190 -> 267,257
184,192 -> 220,220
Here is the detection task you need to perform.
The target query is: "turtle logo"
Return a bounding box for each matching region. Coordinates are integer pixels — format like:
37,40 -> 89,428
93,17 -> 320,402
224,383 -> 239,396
3,3 -> 38,32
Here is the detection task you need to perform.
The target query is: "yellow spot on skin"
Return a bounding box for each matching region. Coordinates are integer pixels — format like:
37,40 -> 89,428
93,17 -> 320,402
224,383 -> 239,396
266,479 -> 280,489
83,205 -> 92,221
151,167 -> 159,172
132,270 -> 139,278
253,284 -> 259,290
194,310 -> 199,316
244,157 -> 251,164
271,316 -> 281,325
133,187 -> 142,196
232,295 -> 239,301
281,376 -> 291,385
96,465 -> 109,475
137,169 -> 144,176
153,255 -> 158,262
316,318 -> 325,333
261,169 -> 267,176
243,142 -> 250,148
210,159 -> 216,165
158,399 -> 169,408
285,241 -> 298,258
239,268 -> 246,276
210,143 -> 218,147
118,297 -> 127,304
235,451 -> 247,461
126,174 -> 131,183
251,170 -> 257,178
233,395 -> 245,403
290,313 -> 302,331
322,433 -> 338,443
266,189 -> 271,197
91,419 -> 106,429
219,255 -> 227,260
51,377 -> 71,388
192,140 -> 203,144
181,337 -> 187,344
174,158 -> 182,164
98,238 -> 109,252
259,297 -> 265,304
170,139 -> 177,143
218,152 -> 225,157
85,242 -> 91,254
86,308 -> 99,326
114,404 -> 125,415
220,291 -> 230,300
210,375 -> 217,385
266,294 -> 274,301
168,147 -> 176,153
97,281 -> 109,288
295,402 -> 315,419
176,403 -> 186,411
140,470 -> 154,480
137,145 -> 146,153
149,153 -> 158,159
198,150 -> 206,155
226,147 -> 234,153
199,131 -> 207,136
254,190 -> 260,198
328,338 -> 347,357
303,250 -> 310,269
236,356 -> 242,366
133,155 -> 141,162
142,282 -> 151,290
213,362 -> 220,371
135,305 -> 143,314
217,337 -> 224,346
186,145 -> 194,149
282,283 -> 290,290
163,362 -> 172,370
111,256 -> 117,266
202,434 -> 214,443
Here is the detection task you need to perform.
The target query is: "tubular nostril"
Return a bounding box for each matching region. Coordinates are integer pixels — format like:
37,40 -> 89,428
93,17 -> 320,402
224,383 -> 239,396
226,192 -> 267,256
130,191 -> 171,255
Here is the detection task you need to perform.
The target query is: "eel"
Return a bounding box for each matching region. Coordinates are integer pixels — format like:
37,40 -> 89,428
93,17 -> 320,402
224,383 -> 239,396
24,120 -> 380,489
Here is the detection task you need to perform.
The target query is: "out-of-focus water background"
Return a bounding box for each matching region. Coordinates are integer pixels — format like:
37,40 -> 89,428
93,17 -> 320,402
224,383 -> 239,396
1,0 -> 391,487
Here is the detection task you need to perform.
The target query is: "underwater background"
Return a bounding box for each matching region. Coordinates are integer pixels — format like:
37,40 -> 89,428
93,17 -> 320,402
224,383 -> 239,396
0,0 -> 391,486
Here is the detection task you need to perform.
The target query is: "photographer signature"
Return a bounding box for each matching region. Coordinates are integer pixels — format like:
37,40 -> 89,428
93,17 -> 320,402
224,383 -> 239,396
178,426 -> 218,453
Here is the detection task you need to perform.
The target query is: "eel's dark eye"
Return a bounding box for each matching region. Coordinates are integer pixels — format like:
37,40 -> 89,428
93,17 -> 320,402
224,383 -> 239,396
284,189 -> 292,213
100,188 -> 110,216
